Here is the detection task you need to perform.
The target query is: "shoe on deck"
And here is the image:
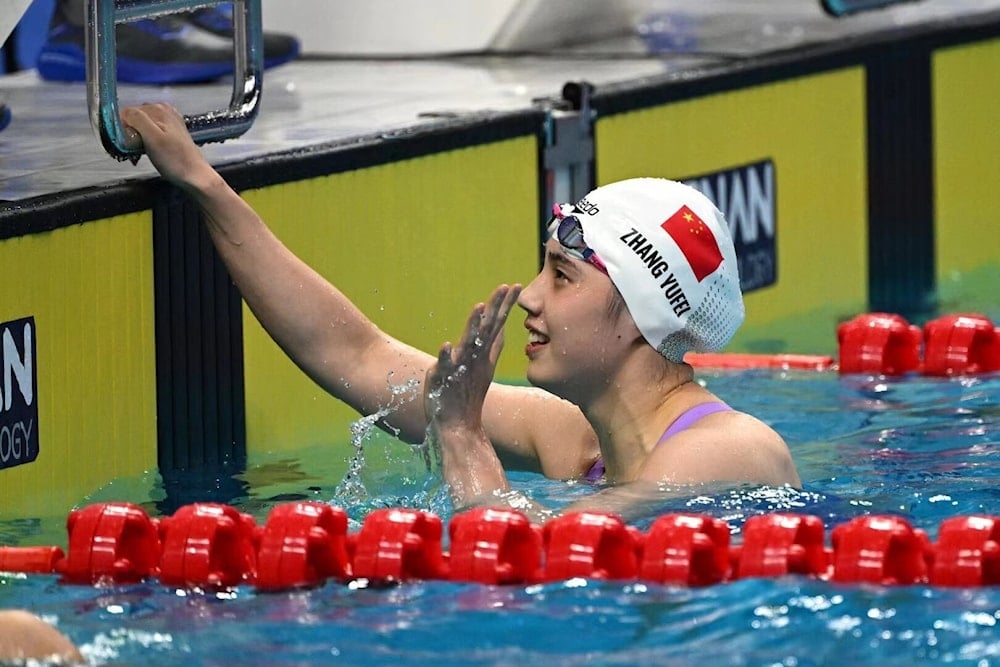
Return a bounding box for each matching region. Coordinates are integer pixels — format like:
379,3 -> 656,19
188,4 -> 301,69
37,13 -> 236,84
36,3 -> 300,85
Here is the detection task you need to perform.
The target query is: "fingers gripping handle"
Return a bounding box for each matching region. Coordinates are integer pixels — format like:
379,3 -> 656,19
87,0 -> 264,161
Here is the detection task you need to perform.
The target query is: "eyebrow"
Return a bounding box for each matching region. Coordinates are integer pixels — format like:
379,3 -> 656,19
546,249 -> 577,271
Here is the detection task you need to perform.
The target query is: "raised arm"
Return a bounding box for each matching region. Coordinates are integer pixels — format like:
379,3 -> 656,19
122,103 -> 598,477
122,104 -> 432,435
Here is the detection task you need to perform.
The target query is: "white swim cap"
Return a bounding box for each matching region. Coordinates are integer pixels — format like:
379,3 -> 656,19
566,178 -> 744,362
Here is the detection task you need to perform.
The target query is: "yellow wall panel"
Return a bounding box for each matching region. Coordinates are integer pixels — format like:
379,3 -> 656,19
0,213 -> 158,519
933,38 -> 1000,313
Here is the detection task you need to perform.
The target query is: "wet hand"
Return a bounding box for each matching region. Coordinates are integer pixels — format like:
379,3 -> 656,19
425,284 -> 522,430
120,103 -> 212,190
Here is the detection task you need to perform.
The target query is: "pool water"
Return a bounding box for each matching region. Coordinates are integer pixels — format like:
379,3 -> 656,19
1,369 -> 998,666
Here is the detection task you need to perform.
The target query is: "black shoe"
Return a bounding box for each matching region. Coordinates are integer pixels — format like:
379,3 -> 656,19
37,4 -> 237,84
36,2 -> 299,84
187,4 -> 300,69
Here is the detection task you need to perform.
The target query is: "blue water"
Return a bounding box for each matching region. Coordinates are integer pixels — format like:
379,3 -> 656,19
1,370 -> 998,666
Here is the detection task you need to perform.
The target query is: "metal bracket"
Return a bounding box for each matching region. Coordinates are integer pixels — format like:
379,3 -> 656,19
86,0 -> 264,161
542,81 -> 596,212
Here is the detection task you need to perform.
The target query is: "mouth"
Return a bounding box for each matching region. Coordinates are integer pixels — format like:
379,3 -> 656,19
524,325 -> 549,357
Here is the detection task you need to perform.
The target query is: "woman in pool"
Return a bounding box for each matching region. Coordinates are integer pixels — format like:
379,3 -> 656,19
122,103 -> 800,521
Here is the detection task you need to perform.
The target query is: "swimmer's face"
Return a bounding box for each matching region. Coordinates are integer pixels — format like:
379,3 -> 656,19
517,238 -> 640,401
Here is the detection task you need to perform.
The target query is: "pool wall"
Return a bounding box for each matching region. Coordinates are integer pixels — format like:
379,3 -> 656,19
594,17 -> 1000,353
0,209 -> 158,517
933,37 -> 1000,316
1,13 -> 998,517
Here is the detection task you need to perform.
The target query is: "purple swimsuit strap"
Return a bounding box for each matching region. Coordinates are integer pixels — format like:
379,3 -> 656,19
657,401 -> 732,444
584,457 -> 605,481
584,401 -> 732,482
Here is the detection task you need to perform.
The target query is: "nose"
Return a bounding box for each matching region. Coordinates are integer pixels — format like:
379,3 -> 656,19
517,271 -> 544,316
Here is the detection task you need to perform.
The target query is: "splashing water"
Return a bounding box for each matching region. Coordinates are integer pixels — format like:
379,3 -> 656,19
333,378 -> 421,506
329,377 -> 452,524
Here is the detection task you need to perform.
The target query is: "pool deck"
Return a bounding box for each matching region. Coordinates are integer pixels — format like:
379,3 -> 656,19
2,0 -> 1000,205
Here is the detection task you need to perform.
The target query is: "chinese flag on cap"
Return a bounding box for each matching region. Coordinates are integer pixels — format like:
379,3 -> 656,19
661,205 -> 724,282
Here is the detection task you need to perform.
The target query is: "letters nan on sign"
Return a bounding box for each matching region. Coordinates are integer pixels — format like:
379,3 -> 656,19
1,316 -> 39,471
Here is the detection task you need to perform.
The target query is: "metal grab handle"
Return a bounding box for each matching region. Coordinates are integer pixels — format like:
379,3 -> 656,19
86,0 -> 264,161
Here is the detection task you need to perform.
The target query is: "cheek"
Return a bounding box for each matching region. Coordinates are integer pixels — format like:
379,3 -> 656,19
560,302 -> 621,353
583,302 -> 642,361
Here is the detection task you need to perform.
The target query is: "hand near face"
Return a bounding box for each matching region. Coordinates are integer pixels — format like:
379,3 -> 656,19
425,284 -> 522,431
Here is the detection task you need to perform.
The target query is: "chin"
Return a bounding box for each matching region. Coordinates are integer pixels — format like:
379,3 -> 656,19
525,366 -> 552,392
525,367 -> 573,400
524,366 -> 544,389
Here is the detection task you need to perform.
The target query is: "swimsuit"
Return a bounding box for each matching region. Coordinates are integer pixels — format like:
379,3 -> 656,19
583,401 -> 732,482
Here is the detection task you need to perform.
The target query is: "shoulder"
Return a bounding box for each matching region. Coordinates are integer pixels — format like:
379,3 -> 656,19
0,610 -> 83,664
640,409 -> 801,487
484,383 -> 600,479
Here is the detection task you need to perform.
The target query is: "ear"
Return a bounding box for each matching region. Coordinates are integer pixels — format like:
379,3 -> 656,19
612,302 -> 645,349
624,318 -> 646,349
603,283 -> 641,345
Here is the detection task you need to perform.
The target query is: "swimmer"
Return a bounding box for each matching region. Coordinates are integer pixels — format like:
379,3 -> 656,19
0,610 -> 84,664
122,103 -> 801,522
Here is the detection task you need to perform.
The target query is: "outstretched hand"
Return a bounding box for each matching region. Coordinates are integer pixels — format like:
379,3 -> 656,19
425,284 -> 522,431
120,103 -> 213,191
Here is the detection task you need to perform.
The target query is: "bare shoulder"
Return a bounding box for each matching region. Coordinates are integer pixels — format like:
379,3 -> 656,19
484,383 -> 600,479
640,409 -> 801,487
0,610 -> 84,664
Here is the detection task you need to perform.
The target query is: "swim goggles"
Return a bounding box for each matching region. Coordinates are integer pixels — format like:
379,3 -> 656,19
547,204 -> 608,273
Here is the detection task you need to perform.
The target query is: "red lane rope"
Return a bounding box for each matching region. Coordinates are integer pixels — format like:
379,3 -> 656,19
688,312 -> 1000,375
685,352 -> 835,371
1,502 -> 998,590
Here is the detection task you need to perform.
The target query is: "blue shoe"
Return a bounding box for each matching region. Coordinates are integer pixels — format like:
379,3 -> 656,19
0,103 -> 10,132
37,4 -> 239,84
188,4 -> 301,69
